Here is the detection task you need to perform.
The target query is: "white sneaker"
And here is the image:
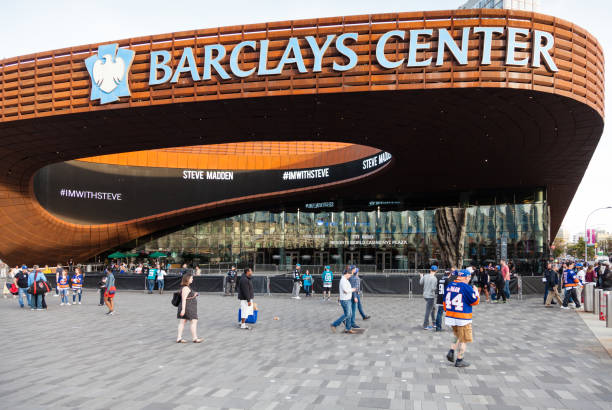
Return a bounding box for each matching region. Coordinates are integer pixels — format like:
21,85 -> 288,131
78,302 -> 81,305
295,296 -> 301,300
60,303 -> 64,306
53,294 -> 59,297
561,306 -> 570,310
66,303 -> 71,306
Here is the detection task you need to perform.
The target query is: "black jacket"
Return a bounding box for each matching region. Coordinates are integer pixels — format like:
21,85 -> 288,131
543,269 -> 558,285
238,275 -> 254,300
601,268 -> 612,290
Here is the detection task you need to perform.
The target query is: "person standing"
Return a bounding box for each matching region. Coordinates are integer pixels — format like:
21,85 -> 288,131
349,267 -> 371,329
57,270 -> 70,306
322,266 -> 333,301
500,260 -> 511,300
585,265 -> 596,284
176,273 -> 203,343
601,262 -> 612,290
98,274 -> 107,306
146,264 -> 157,294
104,269 -> 116,315
435,269 -> 454,331
156,264 -> 166,294
291,263 -> 302,299
28,265 -> 48,311
302,270 -> 313,297
562,263 -> 581,309
490,266 -> 507,303
575,263 -> 586,305
71,267 -> 84,304
225,266 -> 237,296
331,269 -> 357,334
542,263 -> 557,305
420,266 -> 438,330
14,265 -> 30,308
444,269 -> 480,368
54,264 -> 63,297
238,268 -> 255,330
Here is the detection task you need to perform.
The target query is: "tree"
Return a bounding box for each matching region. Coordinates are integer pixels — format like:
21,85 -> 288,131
551,237 -> 566,259
566,237 -> 595,260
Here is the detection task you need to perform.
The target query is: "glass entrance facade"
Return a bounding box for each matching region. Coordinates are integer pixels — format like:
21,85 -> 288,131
120,194 -> 549,274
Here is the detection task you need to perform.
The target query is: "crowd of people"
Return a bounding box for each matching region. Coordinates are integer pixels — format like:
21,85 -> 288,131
542,260 -> 611,308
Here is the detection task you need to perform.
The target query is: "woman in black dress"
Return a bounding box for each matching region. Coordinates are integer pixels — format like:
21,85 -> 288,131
177,273 -> 203,343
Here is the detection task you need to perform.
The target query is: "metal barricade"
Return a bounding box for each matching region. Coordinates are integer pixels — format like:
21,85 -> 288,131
584,283 -> 595,312
517,275 -> 523,300
594,289 -> 603,317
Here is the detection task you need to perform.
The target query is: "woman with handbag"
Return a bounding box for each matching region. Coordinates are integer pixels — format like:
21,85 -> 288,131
27,265 -> 49,310
176,273 -> 203,343
104,270 -> 116,315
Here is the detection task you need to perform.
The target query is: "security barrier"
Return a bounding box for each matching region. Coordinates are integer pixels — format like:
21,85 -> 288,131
594,289 -> 603,318
607,292 -> 611,328
600,291 -> 609,322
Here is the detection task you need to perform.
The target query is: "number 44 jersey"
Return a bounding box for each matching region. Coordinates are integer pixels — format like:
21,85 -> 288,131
443,281 -> 480,326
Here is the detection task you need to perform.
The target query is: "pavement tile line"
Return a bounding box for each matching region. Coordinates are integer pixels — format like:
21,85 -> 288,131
0,292 -> 610,410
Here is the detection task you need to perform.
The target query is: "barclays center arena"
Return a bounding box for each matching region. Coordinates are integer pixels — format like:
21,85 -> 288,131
0,8 -> 604,274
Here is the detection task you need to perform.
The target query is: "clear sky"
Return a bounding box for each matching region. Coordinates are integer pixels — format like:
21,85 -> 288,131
1,0 -> 611,236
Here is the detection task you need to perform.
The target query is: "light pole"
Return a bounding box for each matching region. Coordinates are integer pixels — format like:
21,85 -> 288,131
584,206 -> 612,262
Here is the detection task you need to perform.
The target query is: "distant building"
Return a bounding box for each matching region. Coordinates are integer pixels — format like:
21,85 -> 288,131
459,0 -> 540,12
556,226 -> 571,243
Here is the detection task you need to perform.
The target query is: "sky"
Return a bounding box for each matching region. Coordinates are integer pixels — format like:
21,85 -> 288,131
1,0 -> 611,236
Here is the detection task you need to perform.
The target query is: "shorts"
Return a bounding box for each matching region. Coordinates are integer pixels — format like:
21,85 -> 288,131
452,324 -> 473,343
240,299 -> 253,319
323,284 -> 331,288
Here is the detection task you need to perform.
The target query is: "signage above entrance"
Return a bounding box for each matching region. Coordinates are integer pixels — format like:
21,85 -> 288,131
148,26 -> 558,88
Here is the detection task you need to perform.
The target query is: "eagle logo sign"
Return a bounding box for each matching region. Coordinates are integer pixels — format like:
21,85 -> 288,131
85,43 -> 135,105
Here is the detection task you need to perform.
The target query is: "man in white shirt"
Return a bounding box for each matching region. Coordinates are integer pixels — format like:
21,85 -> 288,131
330,269 -> 356,334
575,262 -> 586,308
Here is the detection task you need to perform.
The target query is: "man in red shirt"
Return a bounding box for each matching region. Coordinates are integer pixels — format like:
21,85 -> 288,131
500,260 -> 511,300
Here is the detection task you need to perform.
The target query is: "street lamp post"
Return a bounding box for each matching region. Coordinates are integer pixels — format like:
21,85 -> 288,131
584,206 -> 612,262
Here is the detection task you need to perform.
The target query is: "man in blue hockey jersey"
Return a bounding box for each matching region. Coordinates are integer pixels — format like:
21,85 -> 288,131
443,269 -> 480,368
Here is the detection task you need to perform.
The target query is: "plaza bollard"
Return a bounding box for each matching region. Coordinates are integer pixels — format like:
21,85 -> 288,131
584,283 -> 595,312
601,291 -> 609,321
607,292 -> 612,328
594,289 -> 602,317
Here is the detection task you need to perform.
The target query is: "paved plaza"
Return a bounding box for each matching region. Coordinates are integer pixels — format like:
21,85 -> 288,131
1,290 -> 611,410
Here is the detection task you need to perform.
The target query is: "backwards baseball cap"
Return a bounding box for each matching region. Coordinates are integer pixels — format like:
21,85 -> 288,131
354,268 -> 360,274
457,269 -> 472,277
324,265 -> 330,270
349,265 -> 356,270
21,265 -> 27,270
430,265 -> 438,271
296,263 -> 301,267
576,263 -> 583,267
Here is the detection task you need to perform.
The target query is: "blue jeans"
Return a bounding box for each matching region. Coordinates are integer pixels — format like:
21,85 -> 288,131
332,300 -> 353,331
18,288 -> 30,308
72,288 -> 82,302
350,293 -> 367,327
504,280 -> 510,299
60,289 -> 69,304
32,294 -> 43,309
304,284 -> 311,296
147,279 -> 155,292
435,305 -> 444,330
156,279 -> 164,290
423,298 -> 435,327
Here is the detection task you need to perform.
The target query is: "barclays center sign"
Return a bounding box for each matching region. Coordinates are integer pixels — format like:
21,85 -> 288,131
87,26 -> 559,104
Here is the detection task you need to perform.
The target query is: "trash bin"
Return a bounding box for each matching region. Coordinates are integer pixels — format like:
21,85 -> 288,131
584,283 -> 595,312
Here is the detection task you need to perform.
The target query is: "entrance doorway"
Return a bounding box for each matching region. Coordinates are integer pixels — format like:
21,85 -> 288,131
314,251 -> 330,266
285,251 -> 300,267
344,251 -> 359,266
376,251 -> 392,271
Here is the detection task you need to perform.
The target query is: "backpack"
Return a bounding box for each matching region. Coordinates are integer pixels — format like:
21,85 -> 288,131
171,290 -> 181,307
16,272 -> 28,288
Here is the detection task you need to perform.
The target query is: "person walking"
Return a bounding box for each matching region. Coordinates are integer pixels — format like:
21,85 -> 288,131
331,269 -> 356,334
14,265 -> 30,308
176,273 -> 203,343
71,267 -> 84,304
444,269 -> 480,368
435,269 -> 454,331
490,266 -> 507,303
156,264 -> 166,294
291,263 -> 302,299
561,263 -> 581,310
28,265 -> 49,311
54,264 -> 63,297
349,267 -> 371,329
58,269 -> 71,306
302,270 -> 313,297
542,263 -> 557,305
322,265 -> 333,301
238,268 -> 255,330
420,266 -> 438,330
544,264 -> 563,307
104,269 -> 116,315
